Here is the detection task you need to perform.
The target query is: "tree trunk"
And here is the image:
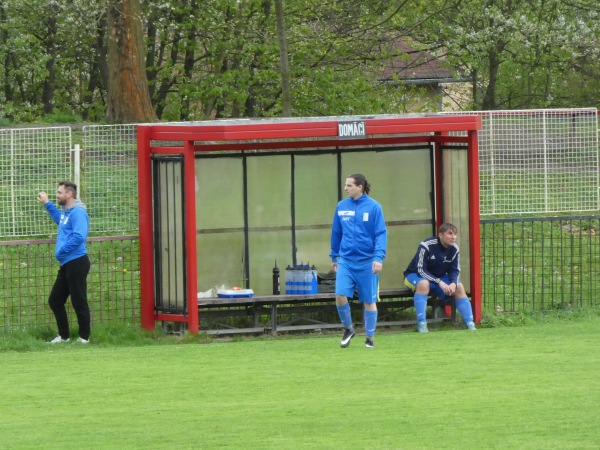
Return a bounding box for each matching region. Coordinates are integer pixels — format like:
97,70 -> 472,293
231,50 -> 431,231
0,3 -> 12,102
41,16 -> 57,115
274,0 -> 292,117
145,16 -> 157,99
96,12 -> 110,96
105,0 -> 157,123
82,13 -> 108,120
180,1 -> 198,121
482,47 -> 501,110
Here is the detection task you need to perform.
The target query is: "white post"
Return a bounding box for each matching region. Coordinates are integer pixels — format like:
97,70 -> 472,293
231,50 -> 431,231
10,129 -> 16,236
542,111 -> 549,213
73,144 -> 81,190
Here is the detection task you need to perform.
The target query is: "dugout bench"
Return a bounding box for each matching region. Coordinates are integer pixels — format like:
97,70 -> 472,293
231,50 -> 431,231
196,288 -> 458,336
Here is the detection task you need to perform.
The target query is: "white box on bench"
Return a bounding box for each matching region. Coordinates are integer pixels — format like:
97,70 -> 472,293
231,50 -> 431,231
217,289 -> 254,298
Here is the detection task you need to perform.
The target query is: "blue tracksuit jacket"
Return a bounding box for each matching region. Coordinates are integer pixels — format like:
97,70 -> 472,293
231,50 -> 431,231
330,194 -> 387,267
404,236 -> 460,285
44,199 -> 89,265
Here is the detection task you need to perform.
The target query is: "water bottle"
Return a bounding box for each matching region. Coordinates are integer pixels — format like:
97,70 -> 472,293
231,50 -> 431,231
310,265 -> 318,294
272,261 -> 280,295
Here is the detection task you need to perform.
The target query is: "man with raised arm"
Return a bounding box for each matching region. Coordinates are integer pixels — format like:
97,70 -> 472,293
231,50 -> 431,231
38,181 -> 91,344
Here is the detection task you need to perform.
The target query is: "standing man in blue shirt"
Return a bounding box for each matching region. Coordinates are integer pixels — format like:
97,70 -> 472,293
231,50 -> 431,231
330,173 -> 387,348
404,223 -> 476,332
38,181 -> 91,344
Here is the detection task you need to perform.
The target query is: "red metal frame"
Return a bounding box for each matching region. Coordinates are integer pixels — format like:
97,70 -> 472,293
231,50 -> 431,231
137,125 -> 155,331
433,130 -> 482,321
137,115 -> 482,333
433,132 -> 445,228
467,130 -> 482,323
183,141 -> 199,331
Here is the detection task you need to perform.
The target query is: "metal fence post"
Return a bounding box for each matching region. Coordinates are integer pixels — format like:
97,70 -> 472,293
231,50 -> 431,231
73,143 -> 81,188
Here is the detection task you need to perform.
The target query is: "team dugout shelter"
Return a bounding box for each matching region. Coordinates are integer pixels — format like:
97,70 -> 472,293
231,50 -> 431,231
137,114 -> 482,334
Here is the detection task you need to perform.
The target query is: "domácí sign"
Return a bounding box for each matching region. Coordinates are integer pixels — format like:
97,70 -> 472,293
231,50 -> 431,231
338,121 -> 366,138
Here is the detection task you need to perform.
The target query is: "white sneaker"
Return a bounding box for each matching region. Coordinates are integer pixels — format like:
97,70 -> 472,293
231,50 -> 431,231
49,336 -> 70,344
416,322 -> 429,333
466,321 -> 477,331
76,337 -> 90,344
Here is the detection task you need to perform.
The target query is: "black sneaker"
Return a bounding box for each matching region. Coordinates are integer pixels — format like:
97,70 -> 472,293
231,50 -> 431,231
340,328 -> 355,348
365,337 -> 374,348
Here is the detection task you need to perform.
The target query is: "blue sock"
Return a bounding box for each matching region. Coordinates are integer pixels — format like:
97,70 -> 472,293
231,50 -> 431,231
336,303 -> 353,330
364,309 -> 378,337
414,293 -> 428,323
455,298 -> 474,323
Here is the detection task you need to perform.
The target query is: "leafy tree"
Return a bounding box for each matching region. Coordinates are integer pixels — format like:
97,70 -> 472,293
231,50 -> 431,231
0,0 -> 598,124
283,0 -> 435,115
137,0 -> 444,119
0,0 -> 106,121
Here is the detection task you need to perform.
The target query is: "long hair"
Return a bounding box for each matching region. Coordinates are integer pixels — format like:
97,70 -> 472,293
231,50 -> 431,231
347,173 -> 370,195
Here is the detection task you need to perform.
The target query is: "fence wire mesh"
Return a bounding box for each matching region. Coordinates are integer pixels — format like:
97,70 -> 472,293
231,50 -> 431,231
1,110 -> 598,238
0,127 -> 72,237
81,124 -> 139,234
0,236 -> 139,331
446,108 -> 599,216
481,216 -> 600,312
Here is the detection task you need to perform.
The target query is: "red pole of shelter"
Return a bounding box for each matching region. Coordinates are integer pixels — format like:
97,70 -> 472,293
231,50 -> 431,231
433,133 -> 444,229
467,129 -> 482,324
137,125 -> 156,330
183,141 -> 199,333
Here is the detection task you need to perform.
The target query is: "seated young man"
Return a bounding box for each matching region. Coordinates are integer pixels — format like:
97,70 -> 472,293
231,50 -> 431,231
403,223 -> 476,333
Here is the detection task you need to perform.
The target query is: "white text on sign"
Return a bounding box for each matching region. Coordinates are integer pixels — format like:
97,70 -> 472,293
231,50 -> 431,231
338,121 -> 366,138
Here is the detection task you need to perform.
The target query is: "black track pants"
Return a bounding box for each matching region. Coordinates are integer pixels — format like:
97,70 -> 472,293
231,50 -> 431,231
48,255 -> 91,340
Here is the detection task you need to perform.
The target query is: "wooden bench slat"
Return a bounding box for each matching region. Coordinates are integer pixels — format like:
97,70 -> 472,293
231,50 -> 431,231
197,288 -> 413,307
192,287 -> 457,335
205,327 -> 265,336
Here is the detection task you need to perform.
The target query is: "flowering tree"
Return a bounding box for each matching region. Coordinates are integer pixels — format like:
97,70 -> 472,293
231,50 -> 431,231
414,0 -> 600,109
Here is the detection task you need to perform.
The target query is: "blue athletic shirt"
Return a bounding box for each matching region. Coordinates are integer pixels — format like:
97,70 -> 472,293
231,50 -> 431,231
330,194 -> 387,267
44,199 -> 89,265
404,236 -> 460,285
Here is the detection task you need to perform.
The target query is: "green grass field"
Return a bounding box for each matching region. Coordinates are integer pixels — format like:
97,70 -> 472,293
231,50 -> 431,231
1,312 -> 599,449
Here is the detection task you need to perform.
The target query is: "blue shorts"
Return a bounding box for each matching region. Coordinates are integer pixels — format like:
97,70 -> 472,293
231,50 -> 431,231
404,273 -> 460,301
335,260 -> 379,303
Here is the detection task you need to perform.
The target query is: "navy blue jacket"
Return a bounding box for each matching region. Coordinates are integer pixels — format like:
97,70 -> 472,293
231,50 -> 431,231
404,236 -> 460,285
